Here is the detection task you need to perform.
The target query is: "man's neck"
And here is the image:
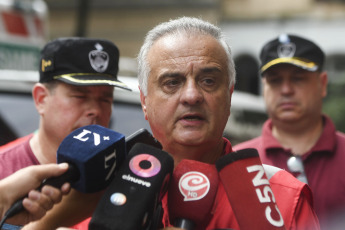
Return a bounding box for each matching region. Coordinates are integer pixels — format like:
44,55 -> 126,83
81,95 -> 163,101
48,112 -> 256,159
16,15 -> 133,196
30,131 -> 58,164
163,139 -> 225,167
272,116 -> 324,155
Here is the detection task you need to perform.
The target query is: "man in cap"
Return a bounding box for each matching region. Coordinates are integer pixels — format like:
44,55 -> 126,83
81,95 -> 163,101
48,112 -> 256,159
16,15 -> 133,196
234,34 -> 345,229
0,37 -> 130,229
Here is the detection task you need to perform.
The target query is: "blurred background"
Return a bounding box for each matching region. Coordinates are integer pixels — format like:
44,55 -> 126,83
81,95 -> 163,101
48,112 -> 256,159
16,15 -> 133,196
0,0 -> 345,145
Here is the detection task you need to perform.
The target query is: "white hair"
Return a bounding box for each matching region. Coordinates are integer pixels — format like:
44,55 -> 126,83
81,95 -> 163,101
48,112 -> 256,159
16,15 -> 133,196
137,16 -> 236,96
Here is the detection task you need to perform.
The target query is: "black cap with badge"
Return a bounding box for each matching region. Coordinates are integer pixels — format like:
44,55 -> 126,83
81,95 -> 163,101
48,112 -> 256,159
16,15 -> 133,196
39,37 -> 131,91
259,34 -> 325,75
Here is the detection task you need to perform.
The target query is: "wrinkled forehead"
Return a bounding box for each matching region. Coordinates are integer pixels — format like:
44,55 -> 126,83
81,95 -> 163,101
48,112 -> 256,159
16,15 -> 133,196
148,33 -> 227,65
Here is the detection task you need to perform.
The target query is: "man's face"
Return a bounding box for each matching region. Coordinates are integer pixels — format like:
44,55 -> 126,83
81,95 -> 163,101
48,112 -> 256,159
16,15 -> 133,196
140,33 -> 233,153
262,64 -> 327,123
40,82 -> 114,146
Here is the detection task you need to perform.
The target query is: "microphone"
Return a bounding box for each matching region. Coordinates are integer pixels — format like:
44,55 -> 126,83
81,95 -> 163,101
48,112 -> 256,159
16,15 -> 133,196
168,159 -> 219,230
125,128 -> 162,153
215,148 -> 286,230
89,143 -> 174,230
1,125 -> 126,222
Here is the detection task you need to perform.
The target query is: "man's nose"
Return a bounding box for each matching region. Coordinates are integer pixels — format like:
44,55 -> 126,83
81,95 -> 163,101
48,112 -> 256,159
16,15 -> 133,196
180,80 -> 204,105
86,99 -> 102,118
281,79 -> 294,95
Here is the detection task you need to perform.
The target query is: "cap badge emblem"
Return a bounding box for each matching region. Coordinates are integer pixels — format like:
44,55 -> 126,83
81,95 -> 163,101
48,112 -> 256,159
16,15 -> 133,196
277,42 -> 296,58
89,43 -> 109,73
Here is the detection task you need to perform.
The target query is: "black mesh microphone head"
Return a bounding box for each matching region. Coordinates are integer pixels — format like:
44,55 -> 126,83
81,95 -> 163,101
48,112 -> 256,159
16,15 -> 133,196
89,143 -> 174,230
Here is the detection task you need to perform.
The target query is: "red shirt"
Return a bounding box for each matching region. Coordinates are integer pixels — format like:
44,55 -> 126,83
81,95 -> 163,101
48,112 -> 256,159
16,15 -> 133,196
6,135 -> 317,229
73,138 -> 320,230
234,115 -> 345,229
159,138 -> 319,230
0,134 -> 38,179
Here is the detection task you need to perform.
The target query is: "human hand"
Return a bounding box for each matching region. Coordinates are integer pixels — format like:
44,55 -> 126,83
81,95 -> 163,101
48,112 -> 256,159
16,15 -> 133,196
0,163 -> 71,225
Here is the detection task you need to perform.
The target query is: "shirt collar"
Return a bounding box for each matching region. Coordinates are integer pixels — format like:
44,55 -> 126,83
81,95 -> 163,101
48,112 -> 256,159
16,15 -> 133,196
262,115 -> 336,156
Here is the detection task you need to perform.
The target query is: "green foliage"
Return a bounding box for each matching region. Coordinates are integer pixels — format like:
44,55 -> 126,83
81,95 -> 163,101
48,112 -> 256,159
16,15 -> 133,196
323,83 -> 345,132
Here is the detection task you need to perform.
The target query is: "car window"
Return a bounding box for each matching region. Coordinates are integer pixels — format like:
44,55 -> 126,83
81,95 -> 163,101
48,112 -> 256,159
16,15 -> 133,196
0,93 -> 151,145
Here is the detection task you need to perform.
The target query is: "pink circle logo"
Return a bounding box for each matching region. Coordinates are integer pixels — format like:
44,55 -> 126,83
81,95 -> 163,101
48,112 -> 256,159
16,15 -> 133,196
179,171 -> 210,201
129,154 -> 161,178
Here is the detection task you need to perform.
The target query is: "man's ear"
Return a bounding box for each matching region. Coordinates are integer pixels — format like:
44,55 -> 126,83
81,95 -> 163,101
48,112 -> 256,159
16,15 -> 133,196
32,83 -> 49,115
320,71 -> 328,98
139,87 -> 148,120
230,84 -> 234,95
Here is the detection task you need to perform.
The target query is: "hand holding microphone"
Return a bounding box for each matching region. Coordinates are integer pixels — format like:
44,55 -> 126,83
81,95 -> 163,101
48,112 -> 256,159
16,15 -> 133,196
0,124 -> 127,227
0,163 -> 71,226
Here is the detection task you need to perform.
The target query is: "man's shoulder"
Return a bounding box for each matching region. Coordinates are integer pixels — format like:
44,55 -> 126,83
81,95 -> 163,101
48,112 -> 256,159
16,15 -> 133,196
233,136 -> 263,151
336,130 -> 345,140
0,134 -> 38,179
0,134 -> 33,153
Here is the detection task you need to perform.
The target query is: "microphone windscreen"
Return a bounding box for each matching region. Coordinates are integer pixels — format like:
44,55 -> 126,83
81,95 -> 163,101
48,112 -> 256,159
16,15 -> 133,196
216,148 -> 285,230
89,143 -> 174,230
168,159 -> 219,229
125,128 -> 162,154
2,125 -> 127,221
57,124 -> 126,193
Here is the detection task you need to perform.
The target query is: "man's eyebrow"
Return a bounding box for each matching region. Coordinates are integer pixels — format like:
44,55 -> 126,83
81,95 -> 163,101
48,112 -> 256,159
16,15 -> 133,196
69,86 -> 90,93
159,67 -> 222,78
159,71 -> 184,79
200,67 -> 222,74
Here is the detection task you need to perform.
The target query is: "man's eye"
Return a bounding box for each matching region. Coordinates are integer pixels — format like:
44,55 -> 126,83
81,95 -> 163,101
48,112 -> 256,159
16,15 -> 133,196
202,78 -> 216,86
292,76 -> 305,82
101,98 -> 113,104
267,77 -> 281,84
73,95 -> 86,98
165,79 -> 180,86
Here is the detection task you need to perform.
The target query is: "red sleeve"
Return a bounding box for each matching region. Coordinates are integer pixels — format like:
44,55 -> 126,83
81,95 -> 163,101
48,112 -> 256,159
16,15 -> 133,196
70,217 -> 91,229
290,185 -> 320,230
269,170 -> 320,230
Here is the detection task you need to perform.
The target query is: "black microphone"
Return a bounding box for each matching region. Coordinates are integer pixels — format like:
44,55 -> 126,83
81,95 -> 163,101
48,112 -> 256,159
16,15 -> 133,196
168,159 -> 219,230
215,148 -> 286,230
89,143 -> 174,230
0,125 -> 126,225
125,128 -> 162,153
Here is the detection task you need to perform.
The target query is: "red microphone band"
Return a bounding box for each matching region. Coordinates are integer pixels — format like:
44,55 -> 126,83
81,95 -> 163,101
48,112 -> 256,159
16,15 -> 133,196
168,159 -> 219,230
216,148 -> 286,230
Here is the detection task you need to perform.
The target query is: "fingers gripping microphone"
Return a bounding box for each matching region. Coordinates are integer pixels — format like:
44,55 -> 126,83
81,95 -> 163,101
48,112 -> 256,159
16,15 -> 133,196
168,160 -> 219,230
2,125 -> 126,221
215,148 -> 286,230
89,143 -> 174,230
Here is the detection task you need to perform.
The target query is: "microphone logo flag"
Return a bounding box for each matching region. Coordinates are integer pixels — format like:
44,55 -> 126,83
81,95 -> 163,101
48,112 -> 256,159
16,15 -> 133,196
73,128 -> 110,146
179,171 -> 210,201
129,153 -> 161,178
